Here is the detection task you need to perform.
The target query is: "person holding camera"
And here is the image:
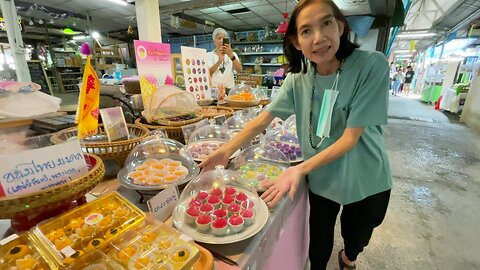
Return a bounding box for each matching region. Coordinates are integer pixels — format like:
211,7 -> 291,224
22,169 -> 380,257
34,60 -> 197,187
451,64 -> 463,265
207,28 -> 242,92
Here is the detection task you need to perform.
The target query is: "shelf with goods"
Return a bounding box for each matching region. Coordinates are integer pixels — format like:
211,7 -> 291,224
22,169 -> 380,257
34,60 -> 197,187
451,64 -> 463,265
231,30 -> 285,82
93,42 -> 125,74
55,66 -> 82,93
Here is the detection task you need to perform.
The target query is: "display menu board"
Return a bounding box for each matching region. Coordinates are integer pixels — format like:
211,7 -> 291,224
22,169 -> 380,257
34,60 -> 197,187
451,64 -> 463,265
27,60 -> 53,95
180,46 -> 212,101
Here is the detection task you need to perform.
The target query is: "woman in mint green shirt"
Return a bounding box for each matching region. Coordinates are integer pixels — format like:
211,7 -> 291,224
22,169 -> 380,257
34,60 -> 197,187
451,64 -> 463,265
200,0 -> 392,269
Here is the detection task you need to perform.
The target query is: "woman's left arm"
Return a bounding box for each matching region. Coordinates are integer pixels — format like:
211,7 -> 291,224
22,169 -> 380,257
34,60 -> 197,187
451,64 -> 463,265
261,127 -> 364,207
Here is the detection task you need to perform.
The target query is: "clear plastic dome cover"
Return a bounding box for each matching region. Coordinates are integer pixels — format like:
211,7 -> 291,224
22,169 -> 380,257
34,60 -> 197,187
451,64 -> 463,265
223,115 -> 247,132
263,128 -> 303,162
187,125 -> 232,161
230,144 -> 288,191
283,115 -> 297,134
117,138 -> 199,190
227,83 -> 258,101
172,166 -> 268,243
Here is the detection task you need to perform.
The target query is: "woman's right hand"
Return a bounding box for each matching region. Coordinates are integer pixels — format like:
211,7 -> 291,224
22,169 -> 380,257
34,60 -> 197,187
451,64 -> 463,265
199,149 -> 230,171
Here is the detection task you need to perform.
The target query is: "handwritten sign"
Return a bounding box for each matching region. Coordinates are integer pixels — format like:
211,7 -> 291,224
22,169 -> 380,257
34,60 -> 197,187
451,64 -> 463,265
147,184 -> 179,222
0,141 -> 88,197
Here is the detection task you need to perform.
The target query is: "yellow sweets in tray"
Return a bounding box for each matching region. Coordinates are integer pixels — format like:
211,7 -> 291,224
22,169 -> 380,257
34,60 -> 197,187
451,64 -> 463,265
108,222 -> 200,270
31,192 -> 145,268
0,232 -> 55,270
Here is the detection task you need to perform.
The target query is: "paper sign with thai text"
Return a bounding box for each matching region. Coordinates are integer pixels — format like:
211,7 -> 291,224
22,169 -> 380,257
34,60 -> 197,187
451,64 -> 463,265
134,41 -> 173,121
0,141 -> 88,197
147,184 -> 179,222
180,46 -> 212,101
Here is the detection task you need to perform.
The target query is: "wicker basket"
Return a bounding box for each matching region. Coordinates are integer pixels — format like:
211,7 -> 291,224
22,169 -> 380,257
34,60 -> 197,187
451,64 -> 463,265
0,154 -> 105,219
155,114 -> 204,126
196,106 -> 234,119
134,118 -> 186,143
50,124 -> 150,166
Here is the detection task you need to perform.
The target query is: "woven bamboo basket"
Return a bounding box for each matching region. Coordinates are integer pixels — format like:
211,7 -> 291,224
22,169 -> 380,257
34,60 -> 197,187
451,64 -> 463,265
50,124 -> 150,166
0,154 -> 105,219
155,114 -> 204,126
135,117 -> 203,143
196,106 -> 234,119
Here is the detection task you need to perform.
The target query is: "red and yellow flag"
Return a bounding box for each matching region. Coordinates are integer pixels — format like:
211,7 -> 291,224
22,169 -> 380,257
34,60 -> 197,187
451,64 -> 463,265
76,55 -> 100,139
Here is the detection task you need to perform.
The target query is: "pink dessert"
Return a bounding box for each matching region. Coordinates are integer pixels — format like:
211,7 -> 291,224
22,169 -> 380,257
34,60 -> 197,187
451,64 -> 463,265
210,188 -> 223,197
199,203 -> 214,214
211,218 -> 228,236
185,206 -> 199,225
228,215 -> 245,233
241,209 -> 255,226
235,192 -> 248,203
196,191 -> 209,201
241,200 -> 255,210
224,186 -> 236,196
195,214 -> 212,233
213,208 -> 227,219
221,195 -> 234,206
207,195 -> 221,207
227,203 -> 241,215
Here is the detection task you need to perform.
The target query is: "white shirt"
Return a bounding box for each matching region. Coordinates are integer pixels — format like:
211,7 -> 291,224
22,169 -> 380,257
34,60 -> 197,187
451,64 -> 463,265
206,51 -> 240,89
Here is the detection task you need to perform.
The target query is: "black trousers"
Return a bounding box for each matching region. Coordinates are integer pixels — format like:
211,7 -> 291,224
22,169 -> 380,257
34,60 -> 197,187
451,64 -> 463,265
308,189 -> 391,270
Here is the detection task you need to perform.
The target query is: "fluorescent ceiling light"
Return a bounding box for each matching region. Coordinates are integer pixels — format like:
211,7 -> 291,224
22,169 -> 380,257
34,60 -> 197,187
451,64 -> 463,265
73,35 -> 86,40
91,31 -> 100,39
105,0 -> 127,6
397,54 -> 413,57
397,33 -> 437,38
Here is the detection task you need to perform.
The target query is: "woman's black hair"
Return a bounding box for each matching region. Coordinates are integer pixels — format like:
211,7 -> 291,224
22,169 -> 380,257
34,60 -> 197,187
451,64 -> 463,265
284,0 -> 359,73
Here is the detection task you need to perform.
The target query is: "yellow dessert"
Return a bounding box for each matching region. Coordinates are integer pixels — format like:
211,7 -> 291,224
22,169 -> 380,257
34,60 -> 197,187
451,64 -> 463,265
15,255 -> 36,269
85,238 -> 104,251
133,257 -> 150,269
54,237 -> 73,251
105,227 -> 119,239
140,230 -> 158,243
64,250 -> 84,264
118,245 -> 137,264
46,228 -> 64,242
98,214 -> 113,227
67,218 -> 84,230
5,245 -> 30,260
172,248 -> 190,262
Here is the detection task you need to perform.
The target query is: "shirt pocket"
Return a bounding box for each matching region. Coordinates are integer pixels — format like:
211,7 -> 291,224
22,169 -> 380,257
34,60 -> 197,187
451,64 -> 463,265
331,106 -> 348,131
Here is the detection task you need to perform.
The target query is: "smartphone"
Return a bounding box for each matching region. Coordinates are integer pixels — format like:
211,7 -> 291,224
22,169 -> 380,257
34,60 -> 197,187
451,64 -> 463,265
223,37 -> 230,46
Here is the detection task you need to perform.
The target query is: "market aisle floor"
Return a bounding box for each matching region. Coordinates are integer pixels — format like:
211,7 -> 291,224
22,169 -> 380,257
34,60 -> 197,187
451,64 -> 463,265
321,96 -> 480,270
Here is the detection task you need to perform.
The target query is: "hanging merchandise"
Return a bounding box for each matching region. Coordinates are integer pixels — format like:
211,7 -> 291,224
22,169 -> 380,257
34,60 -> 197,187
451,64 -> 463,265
276,1 -> 289,34
181,46 -> 212,102
75,55 -> 100,139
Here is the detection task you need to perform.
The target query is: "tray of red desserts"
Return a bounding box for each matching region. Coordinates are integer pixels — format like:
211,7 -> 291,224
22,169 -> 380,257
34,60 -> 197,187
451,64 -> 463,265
172,166 -> 268,244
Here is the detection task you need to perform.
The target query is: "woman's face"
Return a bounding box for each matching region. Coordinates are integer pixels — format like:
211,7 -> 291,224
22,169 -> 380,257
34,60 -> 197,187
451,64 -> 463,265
214,33 -> 226,49
294,2 -> 344,66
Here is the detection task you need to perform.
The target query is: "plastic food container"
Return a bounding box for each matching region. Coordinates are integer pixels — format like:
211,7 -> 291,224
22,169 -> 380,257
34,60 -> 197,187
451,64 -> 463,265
186,125 -> 232,162
117,138 -> 200,191
172,166 -> 269,244
32,192 -> 145,267
225,83 -> 260,107
108,221 -> 200,270
0,232 -> 56,270
66,251 -> 124,270
230,144 -> 289,192
263,128 -> 303,162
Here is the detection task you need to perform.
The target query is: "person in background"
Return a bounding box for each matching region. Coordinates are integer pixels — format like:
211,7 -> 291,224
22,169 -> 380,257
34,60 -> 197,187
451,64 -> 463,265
206,28 -> 242,93
389,61 -> 396,90
403,65 -> 415,96
392,68 -> 404,96
200,0 -> 392,269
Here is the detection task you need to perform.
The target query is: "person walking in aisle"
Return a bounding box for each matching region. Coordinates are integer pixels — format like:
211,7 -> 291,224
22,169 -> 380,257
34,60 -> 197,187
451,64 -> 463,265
392,68 -> 404,96
206,28 -> 242,96
403,65 -> 415,96
200,1 -> 392,269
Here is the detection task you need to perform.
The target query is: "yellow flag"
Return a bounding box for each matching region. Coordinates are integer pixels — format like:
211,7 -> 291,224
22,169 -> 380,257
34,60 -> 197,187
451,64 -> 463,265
409,40 -> 416,52
76,56 -> 100,139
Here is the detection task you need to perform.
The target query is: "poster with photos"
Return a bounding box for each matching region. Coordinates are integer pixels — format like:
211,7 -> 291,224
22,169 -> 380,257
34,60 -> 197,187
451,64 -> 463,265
180,46 -> 212,101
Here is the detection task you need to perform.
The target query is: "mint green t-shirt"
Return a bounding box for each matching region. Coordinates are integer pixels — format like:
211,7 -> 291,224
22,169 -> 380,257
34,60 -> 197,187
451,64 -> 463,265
266,49 -> 392,205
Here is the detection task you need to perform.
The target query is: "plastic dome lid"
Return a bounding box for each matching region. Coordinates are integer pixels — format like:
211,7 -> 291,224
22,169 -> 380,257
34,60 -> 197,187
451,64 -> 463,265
117,138 -> 199,190
223,115 -> 247,131
227,83 -> 258,101
262,128 -> 303,162
179,165 -> 257,203
231,144 -> 289,166
187,125 -> 232,144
